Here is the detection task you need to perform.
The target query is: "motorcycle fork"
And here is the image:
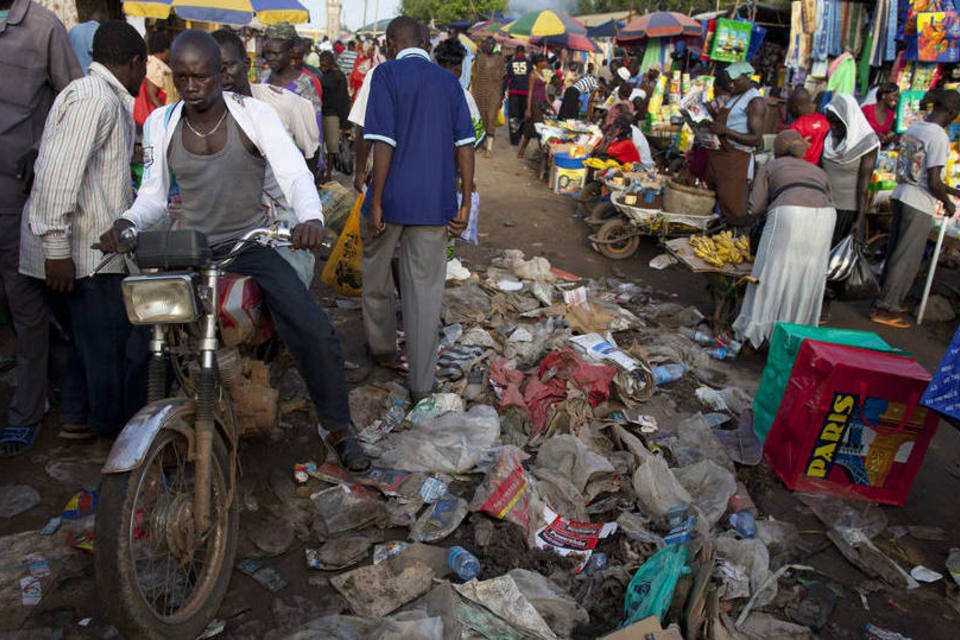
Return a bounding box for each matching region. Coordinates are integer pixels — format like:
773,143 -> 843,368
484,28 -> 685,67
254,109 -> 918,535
193,266 -> 220,534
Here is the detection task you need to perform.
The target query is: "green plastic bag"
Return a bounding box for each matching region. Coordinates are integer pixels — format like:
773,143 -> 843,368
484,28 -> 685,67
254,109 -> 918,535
623,544 -> 689,625
753,323 -> 906,444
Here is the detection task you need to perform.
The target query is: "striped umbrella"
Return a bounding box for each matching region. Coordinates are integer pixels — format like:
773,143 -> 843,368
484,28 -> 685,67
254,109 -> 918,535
532,33 -> 600,53
619,11 -> 702,40
123,0 -> 309,25
506,10 -> 586,38
470,19 -> 503,35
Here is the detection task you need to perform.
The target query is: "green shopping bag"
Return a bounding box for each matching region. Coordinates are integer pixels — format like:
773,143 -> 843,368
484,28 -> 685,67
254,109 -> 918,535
753,323 -> 906,444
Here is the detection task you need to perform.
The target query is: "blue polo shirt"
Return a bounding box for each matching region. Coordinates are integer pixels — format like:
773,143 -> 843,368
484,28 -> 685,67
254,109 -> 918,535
363,48 -> 475,226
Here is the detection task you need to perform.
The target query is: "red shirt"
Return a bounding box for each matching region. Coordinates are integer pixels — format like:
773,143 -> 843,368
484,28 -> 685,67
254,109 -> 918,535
789,113 -> 830,165
607,139 -> 641,164
861,103 -> 895,137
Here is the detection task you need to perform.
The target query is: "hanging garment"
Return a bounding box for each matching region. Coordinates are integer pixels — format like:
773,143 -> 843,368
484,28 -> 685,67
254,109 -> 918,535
827,52 -> 856,94
812,0 -> 829,61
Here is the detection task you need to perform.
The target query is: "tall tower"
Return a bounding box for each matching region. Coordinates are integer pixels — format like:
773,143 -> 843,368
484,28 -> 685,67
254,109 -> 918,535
326,0 -> 342,40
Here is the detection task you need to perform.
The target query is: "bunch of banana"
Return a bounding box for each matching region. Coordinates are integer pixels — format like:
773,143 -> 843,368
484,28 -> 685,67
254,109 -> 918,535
585,158 -> 628,171
688,231 -> 753,267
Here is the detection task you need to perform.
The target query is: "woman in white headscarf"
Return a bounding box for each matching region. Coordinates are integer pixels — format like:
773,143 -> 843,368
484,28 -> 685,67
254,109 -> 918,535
822,93 -> 880,246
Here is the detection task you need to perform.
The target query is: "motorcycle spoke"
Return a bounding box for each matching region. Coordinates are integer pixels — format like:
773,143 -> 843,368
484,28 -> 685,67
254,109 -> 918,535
126,428 -> 229,622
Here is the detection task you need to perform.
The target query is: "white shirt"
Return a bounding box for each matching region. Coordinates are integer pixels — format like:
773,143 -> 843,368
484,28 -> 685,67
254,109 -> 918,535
123,91 -> 323,230
250,83 -> 320,159
319,40 -> 334,52
631,125 -> 654,168
348,68 -> 375,127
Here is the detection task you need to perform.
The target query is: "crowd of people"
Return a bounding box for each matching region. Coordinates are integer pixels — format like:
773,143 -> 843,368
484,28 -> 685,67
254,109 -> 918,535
0,6 -> 478,468
525,50 -> 958,347
0,1 -> 955,464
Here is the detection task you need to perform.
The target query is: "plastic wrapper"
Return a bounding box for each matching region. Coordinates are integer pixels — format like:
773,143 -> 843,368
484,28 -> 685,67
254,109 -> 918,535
533,506 -> 617,570
469,446 -> 535,533
310,484 -> 385,537
443,282 -> 493,325
674,460 -> 737,528
410,494 -> 469,543
454,574 -> 560,640
623,545 -> 690,625
373,405 -> 501,474
407,393 -> 465,427
714,537 -> 776,606
508,569 -> 590,638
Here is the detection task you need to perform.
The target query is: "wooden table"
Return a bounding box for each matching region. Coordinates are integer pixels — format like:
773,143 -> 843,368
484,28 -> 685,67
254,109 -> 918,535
664,238 -> 757,330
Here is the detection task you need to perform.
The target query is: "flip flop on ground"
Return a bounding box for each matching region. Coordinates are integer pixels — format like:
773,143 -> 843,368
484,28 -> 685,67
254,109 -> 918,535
0,423 -> 40,457
870,309 -> 911,329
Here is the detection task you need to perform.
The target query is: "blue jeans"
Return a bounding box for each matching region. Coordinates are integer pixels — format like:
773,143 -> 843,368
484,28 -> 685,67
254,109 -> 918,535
227,246 -> 351,432
60,274 -> 148,435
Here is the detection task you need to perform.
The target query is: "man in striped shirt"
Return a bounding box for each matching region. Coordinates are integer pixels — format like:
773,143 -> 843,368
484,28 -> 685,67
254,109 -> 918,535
21,21 -> 148,441
338,41 -> 358,90
573,63 -> 599,96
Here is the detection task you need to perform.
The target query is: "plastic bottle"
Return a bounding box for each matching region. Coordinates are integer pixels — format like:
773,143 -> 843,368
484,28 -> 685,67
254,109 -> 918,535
678,326 -> 714,346
728,511 -> 757,539
448,546 -> 481,581
584,552 -> 608,575
652,364 -> 686,385
707,347 -> 736,361
382,399 -> 406,430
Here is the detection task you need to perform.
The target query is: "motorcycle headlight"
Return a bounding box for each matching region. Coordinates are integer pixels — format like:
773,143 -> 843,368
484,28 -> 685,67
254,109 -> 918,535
121,274 -> 199,325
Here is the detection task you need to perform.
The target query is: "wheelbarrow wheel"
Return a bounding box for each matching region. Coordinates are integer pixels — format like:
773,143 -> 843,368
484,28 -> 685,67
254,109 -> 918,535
595,218 -> 640,260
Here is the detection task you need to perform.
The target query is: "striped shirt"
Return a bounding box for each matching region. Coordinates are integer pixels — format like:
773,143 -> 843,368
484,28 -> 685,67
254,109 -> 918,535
20,62 -> 135,279
338,50 -> 358,77
573,74 -> 599,95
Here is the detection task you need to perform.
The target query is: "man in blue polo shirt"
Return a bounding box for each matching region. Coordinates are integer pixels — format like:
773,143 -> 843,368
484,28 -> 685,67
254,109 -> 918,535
361,16 -> 476,401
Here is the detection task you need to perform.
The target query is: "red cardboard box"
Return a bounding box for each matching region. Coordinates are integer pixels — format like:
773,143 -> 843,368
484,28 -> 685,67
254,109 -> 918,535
764,340 -> 936,506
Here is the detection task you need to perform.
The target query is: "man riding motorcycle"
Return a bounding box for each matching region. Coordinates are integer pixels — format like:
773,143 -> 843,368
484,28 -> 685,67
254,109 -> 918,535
100,30 -> 369,471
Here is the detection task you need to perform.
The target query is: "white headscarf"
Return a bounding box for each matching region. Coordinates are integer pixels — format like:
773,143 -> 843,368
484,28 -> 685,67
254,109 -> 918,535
822,93 -> 880,164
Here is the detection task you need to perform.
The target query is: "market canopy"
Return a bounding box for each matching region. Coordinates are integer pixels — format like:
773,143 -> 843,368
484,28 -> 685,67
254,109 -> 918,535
505,10 -> 586,38
356,17 -> 392,32
619,11 -> 702,40
123,0 -> 308,25
532,33 -> 600,53
586,19 -> 622,39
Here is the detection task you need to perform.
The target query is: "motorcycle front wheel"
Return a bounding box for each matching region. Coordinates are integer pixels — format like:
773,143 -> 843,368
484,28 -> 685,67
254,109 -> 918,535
95,412 -> 238,640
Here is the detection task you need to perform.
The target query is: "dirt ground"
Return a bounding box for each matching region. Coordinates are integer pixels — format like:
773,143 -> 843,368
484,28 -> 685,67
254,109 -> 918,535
1,134 -> 959,639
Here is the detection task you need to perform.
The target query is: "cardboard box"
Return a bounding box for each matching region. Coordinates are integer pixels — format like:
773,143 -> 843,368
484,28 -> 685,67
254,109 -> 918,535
600,616 -> 683,640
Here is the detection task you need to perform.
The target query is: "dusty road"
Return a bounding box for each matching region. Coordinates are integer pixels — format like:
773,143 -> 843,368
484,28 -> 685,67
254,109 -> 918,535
0,134 -> 959,639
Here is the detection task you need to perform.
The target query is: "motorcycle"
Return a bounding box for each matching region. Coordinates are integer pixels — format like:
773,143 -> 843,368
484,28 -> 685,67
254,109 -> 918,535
94,225 -> 293,639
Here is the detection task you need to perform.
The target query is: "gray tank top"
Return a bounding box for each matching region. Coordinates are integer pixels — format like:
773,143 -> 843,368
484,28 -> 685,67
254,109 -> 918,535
168,114 -> 267,246
822,156 -> 859,211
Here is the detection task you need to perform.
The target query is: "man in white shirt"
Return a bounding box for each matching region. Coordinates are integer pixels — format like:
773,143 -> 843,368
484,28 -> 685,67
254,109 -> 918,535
100,30 -> 369,471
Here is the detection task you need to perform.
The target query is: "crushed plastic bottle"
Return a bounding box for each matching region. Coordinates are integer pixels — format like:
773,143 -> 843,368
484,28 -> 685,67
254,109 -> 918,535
584,552 -> 608,575
707,347 -> 736,361
448,546 -> 480,580
728,511 -> 756,539
678,327 -> 714,346
652,364 -> 686,386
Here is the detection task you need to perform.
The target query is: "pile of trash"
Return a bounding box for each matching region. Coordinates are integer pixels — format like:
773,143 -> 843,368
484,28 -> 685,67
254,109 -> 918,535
269,250 -> 940,639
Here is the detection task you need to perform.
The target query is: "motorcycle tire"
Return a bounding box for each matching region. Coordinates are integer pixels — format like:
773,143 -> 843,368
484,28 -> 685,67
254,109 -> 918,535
95,406 -> 238,640
595,218 -> 640,260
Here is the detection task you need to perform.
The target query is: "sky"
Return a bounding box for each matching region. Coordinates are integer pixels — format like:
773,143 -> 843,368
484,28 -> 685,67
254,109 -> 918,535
302,0 -> 402,31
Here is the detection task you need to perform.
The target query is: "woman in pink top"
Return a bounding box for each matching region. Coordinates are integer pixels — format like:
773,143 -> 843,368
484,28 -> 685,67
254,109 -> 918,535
861,83 -> 899,145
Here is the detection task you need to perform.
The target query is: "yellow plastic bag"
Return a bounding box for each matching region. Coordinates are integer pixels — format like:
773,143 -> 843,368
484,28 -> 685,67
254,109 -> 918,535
495,104 -> 506,127
321,193 -> 363,297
